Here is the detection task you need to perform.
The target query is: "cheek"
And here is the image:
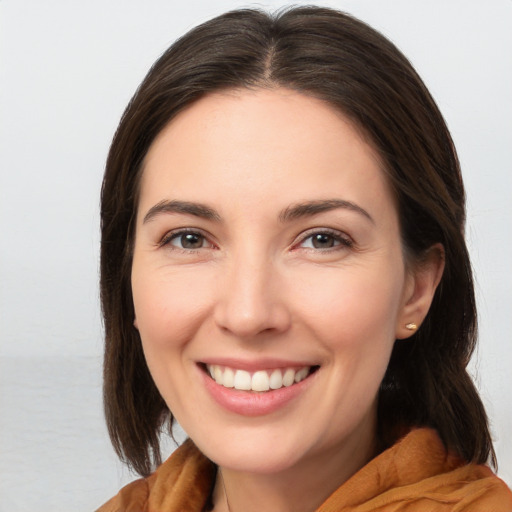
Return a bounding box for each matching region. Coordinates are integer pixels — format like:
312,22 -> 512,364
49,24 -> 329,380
132,269 -> 214,352
293,262 -> 405,346
130,269 -> 215,414
285,264 -> 405,442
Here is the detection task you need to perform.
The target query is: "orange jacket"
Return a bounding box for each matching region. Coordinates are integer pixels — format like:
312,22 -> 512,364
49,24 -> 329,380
97,429 -> 512,511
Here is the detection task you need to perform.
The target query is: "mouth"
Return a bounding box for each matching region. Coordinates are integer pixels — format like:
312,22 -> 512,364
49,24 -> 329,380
203,363 -> 320,393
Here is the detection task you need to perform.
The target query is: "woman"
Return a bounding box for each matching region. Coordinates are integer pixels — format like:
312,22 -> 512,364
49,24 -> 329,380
97,6 -> 512,511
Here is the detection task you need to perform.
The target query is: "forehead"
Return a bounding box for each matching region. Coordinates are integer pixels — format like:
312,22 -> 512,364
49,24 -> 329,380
139,88 -> 395,222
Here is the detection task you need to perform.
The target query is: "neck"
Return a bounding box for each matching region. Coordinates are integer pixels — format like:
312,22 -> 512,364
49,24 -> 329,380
212,421 -> 376,512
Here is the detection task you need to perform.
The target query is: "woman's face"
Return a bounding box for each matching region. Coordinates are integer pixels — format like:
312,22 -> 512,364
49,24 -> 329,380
131,88 -> 416,475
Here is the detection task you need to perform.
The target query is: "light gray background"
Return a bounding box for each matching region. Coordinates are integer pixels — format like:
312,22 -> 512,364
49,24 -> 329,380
1,0 -> 511,510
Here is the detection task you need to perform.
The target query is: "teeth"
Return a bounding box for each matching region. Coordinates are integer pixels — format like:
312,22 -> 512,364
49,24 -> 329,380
233,369 -> 252,390
223,367 -> 235,388
295,367 -> 309,383
269,369 -> 283,389
252,371 -> 270,392
282,368 -> 295,387
206,365 -> 312,392
214,366 -> 223,384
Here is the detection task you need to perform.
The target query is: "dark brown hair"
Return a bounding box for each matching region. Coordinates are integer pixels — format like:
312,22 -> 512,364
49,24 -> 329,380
101,6 -> 495,477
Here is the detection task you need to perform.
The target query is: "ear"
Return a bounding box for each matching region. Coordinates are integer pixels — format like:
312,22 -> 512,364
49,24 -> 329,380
396,244 -> 445,340
133,317 -> 139,330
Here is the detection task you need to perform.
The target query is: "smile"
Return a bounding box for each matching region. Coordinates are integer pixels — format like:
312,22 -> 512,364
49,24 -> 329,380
199,361 -> 320,416
205,364 -> 316,392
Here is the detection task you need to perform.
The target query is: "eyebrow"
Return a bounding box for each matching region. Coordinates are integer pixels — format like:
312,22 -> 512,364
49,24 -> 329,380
279,199 -> 374,224
142,198 -> 373,225
142,200 -> 221,224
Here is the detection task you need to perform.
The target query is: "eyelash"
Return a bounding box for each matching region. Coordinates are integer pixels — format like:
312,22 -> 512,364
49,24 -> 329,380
159,229 -> 215,252
294,228 -> 353,251
158,228 -> 353,253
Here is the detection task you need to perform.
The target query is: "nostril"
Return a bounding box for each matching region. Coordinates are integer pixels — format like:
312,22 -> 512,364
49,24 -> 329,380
213,298 -> 292,338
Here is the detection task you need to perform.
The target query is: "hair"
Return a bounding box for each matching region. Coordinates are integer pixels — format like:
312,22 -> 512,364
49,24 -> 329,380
100,6 -> 495,477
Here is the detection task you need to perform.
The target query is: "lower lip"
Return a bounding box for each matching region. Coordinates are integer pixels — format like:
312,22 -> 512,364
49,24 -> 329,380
200,366 -> 317,417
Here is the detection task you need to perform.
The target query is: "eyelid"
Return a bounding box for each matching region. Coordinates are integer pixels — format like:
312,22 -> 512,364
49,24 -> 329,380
158,227 -> 216,249
157,226 -> 353,252
293,227 -> 354,250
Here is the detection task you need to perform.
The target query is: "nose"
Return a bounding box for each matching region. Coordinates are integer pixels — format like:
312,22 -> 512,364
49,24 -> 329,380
213,253 -> 291,339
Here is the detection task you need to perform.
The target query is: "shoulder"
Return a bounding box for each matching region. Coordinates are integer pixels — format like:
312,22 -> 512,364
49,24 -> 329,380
96,477 -> 150,512
318,428 -> 512,512
96,439 -> 216,512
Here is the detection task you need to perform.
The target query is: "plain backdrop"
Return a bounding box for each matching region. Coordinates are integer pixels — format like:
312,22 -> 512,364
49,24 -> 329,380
1,0 -> 511,510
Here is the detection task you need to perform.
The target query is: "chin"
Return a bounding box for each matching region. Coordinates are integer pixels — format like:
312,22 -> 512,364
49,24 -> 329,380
208,444 -> 303,474
187,424 -> 307,474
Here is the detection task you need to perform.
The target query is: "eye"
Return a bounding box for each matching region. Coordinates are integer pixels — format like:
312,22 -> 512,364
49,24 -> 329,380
161,230 -> 213,250
297,230 -> 353,250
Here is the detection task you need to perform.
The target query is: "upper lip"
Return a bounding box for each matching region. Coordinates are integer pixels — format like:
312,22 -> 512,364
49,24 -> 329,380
199,357 -> 319,372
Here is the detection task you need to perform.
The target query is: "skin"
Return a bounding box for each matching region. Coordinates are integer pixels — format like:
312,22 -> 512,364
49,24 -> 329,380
131,88 -> 443,512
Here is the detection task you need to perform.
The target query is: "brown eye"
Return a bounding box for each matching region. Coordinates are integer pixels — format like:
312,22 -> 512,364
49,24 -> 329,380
170,232 -> 207,249
301,233 -> 340,249
298,230 -> 352,250
311,233 -> 336,248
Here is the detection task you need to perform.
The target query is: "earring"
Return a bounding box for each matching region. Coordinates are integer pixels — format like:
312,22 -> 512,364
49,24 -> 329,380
405,323 -> 417,331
